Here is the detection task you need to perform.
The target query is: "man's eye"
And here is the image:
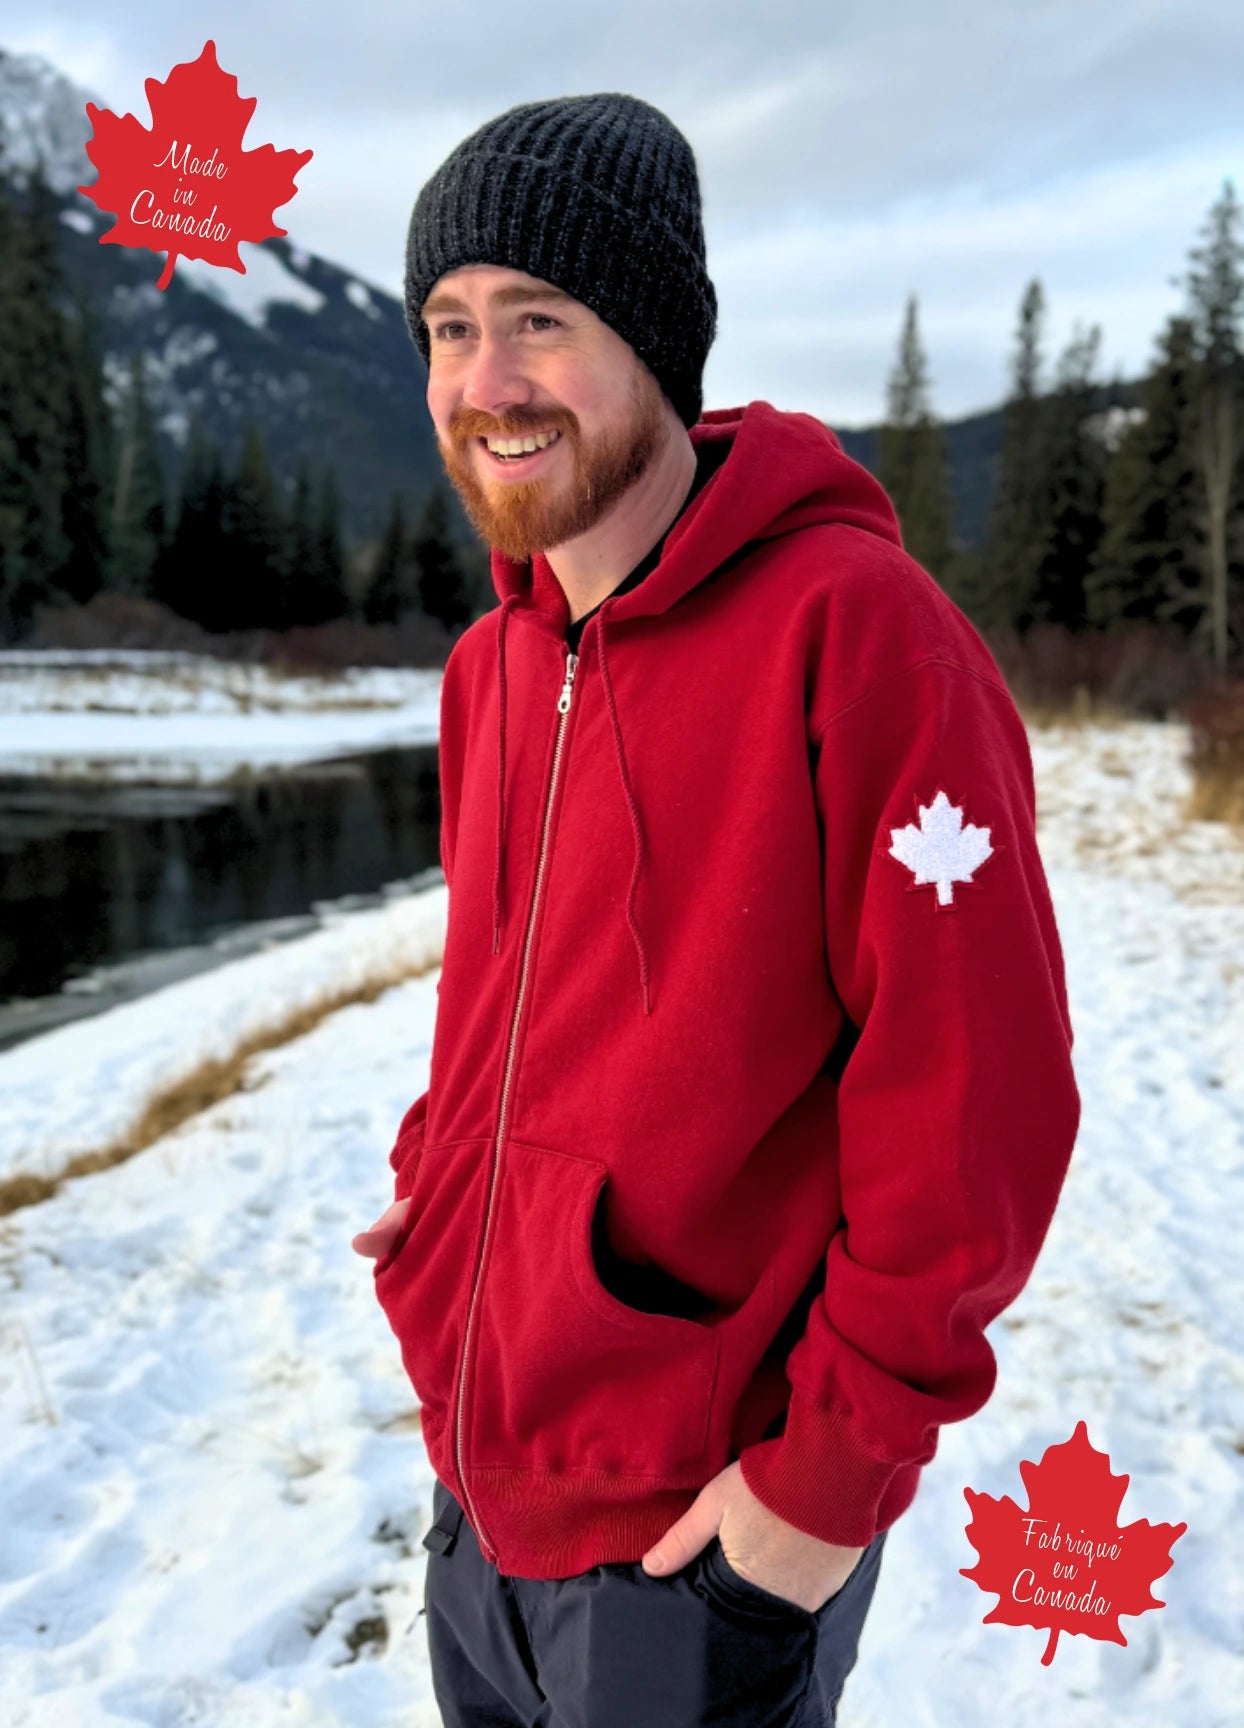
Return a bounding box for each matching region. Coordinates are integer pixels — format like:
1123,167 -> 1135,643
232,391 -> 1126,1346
430,313 -> 559,343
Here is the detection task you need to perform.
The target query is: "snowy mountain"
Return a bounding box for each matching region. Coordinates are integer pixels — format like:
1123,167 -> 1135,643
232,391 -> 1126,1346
0,46 -> 448,552
0,45 -> 1144,561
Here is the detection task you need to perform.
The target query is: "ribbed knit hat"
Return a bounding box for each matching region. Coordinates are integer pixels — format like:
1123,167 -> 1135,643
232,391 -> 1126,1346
403,93 -> 717,430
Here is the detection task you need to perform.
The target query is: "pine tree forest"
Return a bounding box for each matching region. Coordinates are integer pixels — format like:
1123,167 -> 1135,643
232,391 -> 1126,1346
871,179 -> 1242,684
2,144 -> 1241,681
0,152 -> 473,651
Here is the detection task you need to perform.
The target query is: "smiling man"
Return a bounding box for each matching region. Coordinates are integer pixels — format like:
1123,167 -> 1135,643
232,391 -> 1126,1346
354,92 -> 1081,1728
423,270 -> 684,605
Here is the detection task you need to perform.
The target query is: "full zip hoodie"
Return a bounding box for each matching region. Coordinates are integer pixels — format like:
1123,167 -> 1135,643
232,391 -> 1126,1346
373,399 -> 1081,1581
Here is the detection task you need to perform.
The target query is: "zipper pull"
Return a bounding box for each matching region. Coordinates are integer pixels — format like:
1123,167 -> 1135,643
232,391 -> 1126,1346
557,650 -> 579,715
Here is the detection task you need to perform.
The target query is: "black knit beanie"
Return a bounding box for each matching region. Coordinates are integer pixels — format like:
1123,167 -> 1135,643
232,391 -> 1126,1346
403,93 -> 717,430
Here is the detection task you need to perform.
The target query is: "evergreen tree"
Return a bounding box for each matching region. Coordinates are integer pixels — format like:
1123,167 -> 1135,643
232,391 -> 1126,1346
875,294 -> 954,586
224,420 -> 286,627
0,150 -> 33,637
1026,322 -> 1107,630
153,412 -> 229,624
107,351 -> 166,598
364,491 -> 413,625
1086,316 -> 1204,632
0,151 -> 78,634
58,284 -> 113,605
190,447 -> 232,631
413,486 -> 472,631
281,460 -> 318,625
969,279 -> 1052,632
298,466 -> 349,625
1181,177 -> 1244,671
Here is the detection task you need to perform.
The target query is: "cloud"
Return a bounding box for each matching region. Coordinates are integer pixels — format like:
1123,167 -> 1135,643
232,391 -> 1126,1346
2,0 -> 1240,420
3,20 -> 121,94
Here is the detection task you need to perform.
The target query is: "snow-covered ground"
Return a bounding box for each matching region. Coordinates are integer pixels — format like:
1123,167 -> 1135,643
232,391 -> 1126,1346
1,694 -> 1241,1727
0,653 -> 441,783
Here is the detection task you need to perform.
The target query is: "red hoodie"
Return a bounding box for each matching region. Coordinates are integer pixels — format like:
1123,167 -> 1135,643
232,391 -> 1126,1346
373,399 -> 1081,1581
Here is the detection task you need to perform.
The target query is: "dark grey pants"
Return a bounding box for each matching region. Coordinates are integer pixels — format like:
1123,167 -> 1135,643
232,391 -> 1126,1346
421,1478 -> 886,1727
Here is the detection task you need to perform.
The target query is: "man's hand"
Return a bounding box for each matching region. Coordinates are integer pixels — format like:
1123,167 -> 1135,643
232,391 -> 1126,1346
641,1459 -> 867,1614
351,1196 -> 412,1260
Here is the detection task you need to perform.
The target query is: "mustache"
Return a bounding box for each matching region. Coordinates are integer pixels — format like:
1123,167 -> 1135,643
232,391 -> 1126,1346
450,413 -> 573,441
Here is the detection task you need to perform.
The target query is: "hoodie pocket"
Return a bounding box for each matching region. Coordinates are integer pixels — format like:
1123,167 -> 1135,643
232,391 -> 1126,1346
470,1139 -> 721,1481
372,1192 -> 420,1278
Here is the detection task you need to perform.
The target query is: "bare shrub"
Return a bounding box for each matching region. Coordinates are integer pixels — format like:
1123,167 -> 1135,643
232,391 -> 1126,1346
264,612 -> 458,673
28,593 -> 259,659
26,594 -> 462,671
983,624 -> 1219,722
1179,681 -> 1244,829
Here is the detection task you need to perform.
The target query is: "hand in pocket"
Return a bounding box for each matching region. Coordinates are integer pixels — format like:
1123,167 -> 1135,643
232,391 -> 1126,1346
351,1196 -> 413,1260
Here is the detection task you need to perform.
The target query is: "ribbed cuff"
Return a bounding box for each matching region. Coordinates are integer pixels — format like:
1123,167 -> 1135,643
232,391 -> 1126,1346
738,1390 -> 922,1548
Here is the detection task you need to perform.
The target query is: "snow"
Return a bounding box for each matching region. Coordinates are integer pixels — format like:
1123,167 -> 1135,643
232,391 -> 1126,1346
1083,404 -> 1148,454
0,48 -> 105,198
178,245 -> 327,329
0,888 -> 448,1188
158,408 -> 191,447
346,281 -> 384,322
0,655 -> 441,785
1,692 -> 1241,1726
157,328 -> 220,375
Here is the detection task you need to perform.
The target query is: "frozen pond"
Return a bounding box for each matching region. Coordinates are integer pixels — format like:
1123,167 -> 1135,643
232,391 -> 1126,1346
0,745 -> 443,1052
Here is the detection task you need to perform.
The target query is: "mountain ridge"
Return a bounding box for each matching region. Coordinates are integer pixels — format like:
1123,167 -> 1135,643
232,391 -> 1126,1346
0,44 -> 1141,564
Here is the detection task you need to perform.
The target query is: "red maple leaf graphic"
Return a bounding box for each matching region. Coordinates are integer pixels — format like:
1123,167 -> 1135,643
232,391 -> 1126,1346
77,40 -> 312,291
961,1420 -> 1186,1665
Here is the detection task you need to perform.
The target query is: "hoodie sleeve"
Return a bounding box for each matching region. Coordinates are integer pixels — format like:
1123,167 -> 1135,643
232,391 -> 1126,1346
738,654 -> 1081,1549
385,635 -> 467,1206
389,1089 -> 430,1203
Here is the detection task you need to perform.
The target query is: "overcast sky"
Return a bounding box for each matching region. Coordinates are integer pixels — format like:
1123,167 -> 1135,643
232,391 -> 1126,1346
5,0 -> 1241,426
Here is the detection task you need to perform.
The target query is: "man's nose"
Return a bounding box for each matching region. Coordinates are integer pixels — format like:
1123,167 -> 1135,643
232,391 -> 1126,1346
460,332 -> 535,421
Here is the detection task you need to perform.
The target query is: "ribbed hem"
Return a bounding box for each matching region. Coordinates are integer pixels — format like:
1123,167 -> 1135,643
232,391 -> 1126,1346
738,1392 -> 924,1548
436,1400 -> 926,1576
460,1464 -> 709,1580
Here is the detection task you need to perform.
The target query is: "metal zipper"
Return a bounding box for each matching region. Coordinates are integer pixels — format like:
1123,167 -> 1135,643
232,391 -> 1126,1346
452,643 -> 580,1567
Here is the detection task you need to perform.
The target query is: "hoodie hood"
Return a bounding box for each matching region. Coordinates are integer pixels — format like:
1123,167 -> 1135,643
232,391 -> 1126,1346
482,400 -> 906,1012
490,399 -> 904,634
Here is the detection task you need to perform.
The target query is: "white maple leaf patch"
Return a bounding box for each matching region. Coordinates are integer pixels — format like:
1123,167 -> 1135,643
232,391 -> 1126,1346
884,789 -> 998,909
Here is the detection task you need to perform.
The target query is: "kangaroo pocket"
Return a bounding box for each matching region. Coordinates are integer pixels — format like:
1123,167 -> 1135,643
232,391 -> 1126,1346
372,1137 -> 490,1456
468,1139 -> 721,1482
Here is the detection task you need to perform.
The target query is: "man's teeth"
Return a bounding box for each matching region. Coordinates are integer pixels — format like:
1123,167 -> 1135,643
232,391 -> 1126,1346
485,430 -> 561,458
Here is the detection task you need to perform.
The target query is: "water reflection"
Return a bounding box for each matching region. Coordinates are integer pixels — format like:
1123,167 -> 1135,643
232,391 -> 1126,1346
0,746 -> 442,1052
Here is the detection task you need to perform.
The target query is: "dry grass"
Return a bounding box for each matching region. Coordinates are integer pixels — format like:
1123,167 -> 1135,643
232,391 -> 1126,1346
1181,682 -> 1244,833
1016,678 -> 1244,837
1184,761 -> 1244,829
0,954 -> 439,1222
1014,688 -> 1137,731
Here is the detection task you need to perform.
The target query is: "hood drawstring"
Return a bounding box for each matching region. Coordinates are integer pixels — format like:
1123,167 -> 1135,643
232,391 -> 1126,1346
490,595 -> 653,1016
597,602 -> 653,1017
492,597 -> 519,956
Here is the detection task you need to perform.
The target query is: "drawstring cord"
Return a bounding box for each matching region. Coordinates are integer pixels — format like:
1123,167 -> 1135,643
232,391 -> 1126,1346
491,596 -> 653,1015
597,602 -> 653,1016
491,597 -> 519,956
